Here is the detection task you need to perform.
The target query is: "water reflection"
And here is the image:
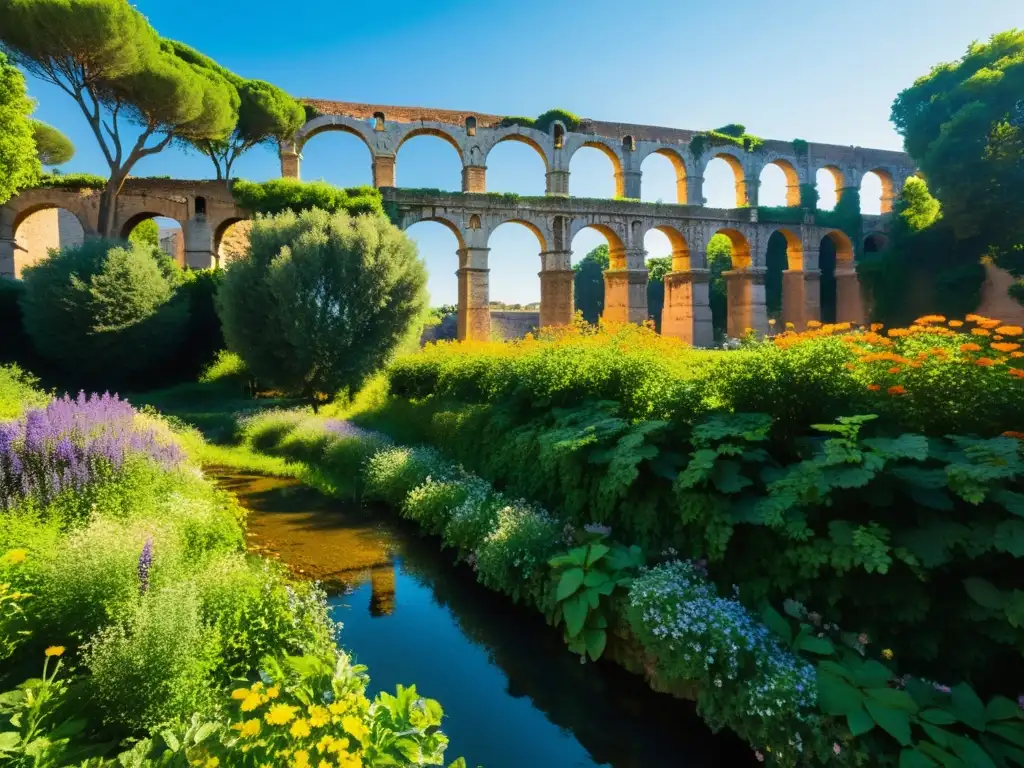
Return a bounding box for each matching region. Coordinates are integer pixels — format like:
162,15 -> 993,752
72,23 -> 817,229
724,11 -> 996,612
214,469 -> 754,768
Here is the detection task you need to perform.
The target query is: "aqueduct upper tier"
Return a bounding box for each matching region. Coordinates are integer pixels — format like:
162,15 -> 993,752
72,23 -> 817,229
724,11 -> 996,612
287,99 -> 916,211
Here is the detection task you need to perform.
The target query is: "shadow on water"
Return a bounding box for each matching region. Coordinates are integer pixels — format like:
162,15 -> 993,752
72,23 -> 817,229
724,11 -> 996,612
211,468 -> 755,768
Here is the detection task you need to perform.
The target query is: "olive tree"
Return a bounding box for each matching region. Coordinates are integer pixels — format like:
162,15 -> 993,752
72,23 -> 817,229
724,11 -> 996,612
0,50 -> 39,205
0,0 -> 238,236
217,209 -> 428,407
30,119 -> 74,166
20,238 -> 189,386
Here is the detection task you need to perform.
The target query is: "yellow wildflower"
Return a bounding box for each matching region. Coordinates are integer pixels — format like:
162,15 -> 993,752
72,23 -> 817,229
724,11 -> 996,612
341,715 -> 368,741
293,750 -> 311,768
316,734 -> 337,753
204,759 -> 220,768
290,718 -> 312,738
1,549 -> 28,565
241,691 -> 264,712
318,761 -> 334,768
45,646 -> 65,658
336,754 -> 360,768
265,703 -> 298,726
327,737 -> 350,754
308,705 -> 330,728
241,718 -> 261,738
231,688 -> 250,700
328,701 -> 347,716
266,685 -> 280,699
882,649 -> 894,660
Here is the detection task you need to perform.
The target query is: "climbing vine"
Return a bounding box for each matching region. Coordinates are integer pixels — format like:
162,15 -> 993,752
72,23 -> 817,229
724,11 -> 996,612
499,109 -> 582,133
689,124 -> 764,160
791,138 -> 809,155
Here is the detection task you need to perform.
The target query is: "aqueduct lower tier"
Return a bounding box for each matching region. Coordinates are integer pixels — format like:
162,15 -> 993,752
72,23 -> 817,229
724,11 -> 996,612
1,178 -> 888,344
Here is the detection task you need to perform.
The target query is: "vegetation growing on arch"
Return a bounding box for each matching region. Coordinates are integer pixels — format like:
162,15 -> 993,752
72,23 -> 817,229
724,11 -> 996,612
0,50 -> 40,205
689,124 -> 765,160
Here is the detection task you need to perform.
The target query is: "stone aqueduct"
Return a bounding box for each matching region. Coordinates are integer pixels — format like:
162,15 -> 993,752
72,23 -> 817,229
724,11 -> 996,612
1,100 -> 918,344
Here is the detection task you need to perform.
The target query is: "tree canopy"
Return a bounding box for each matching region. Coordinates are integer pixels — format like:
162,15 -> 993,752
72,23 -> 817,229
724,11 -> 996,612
573,244 -> 609,324
167,41 -> 304,179
0,50 -> 39,205
891,29 -> 1024,269
30,119 -> 74,166
0,0 -> 238,234
217,208 -> 428,407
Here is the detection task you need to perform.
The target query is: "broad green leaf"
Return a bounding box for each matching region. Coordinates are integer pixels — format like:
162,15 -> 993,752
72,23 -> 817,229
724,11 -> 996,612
864,434 -> 930,461
1006,591 -> 1024,629
917,740 -> 964,766
585,543 -> 610,567
948,734 -> 997,768
981,733 -> 1024,766
585,588 -> 601,610
963,578 -> 1006,610
847,705 -> 875,736
951,683 -> 987,731
985,696 -> 1021,722
855,660 -> 895,688
556,568 -> 585,601
899,748 -> 939,768
989,722 -> 1024,748
867,687 -> 919,713
561,594 -> 588,637
160,730 -> 181,753
819,660 -> 854,682
583,629 -> 607,660
865,698 -> 913,746
548,554 -> 577,568
760,603 -> 793,645
818,671 -> 864,716
920,709 -> 959,726
193,722 -> 217,743
992,489 -> 1024,518
993,520 -> 1024,558
921,722 -> 952,748
797,634 -> 835,656
0,732 -> 19,752
583,570 -> 611,588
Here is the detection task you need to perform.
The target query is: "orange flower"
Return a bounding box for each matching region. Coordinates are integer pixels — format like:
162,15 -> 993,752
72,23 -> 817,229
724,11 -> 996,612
870,323 -> 884,332
915,315 -> 946,325
975,357 -> 996,366
1002,431 -> 1024,439
858,352 -> 913,365
948,320 -> 964,328
960,343 -> 982,352
844,363 -> 856,371
888,385 -> 906,395
972,328 -> 991,337
1012,351 -> 1024,358
994,335 -> 1004,341
980,319 -> 1002,329
991,343 -> 1021,353
997,325 -> 1023,336
867,384 -> 881,391
888,328 -> 912,337
807,320 -> 822,328
930,348 -> 949,356
888,366 -> 901,374
1010,368 -> 1024,379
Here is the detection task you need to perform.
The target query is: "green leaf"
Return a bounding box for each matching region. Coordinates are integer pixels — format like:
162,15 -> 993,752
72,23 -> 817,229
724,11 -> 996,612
818,671 -> 864,716
921,722 -> 952,748
989,722 -> 1024,748
584,543 -> 610,567
986,696 -> 1021,722
921,709 -> 959,726
561,594 -> 588,637
993,520 -> 1024,558
948,734 -> 997,768
951,683 -> 987,731
992,489 -> 1024,518
963,578 -> 1007,610
160,730 -> 181,753
583,570 -> 611,588
855,660 -> 895,688
760,603 -> 793,645
865,698 -> 913,746
796,634 -> 835,656
867,687 -> 919,713
0,732 -> 20,752
819,660 -> 854,682
556,568 -> 585,601
899,748 -> 939,768
864,434 -> 930,460
583,629 -> 607,660
847,705 -> 875,736
917,740 -> 963,766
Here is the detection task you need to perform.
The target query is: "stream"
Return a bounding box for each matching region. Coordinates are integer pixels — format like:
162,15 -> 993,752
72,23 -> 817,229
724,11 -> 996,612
212,468 -> 755,768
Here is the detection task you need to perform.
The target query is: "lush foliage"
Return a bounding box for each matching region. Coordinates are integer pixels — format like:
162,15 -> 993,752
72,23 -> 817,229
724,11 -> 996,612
690,125 -> 765,161
30,172 -> 107,190
0,50 -> 40,205
0,0 -> 238,235
891,29 -> 1024,273
217,207 -> 428,406
230,178 -> 384,217
30,120 -> 74,167
499,108 -> 582,132
19,238 -> 190,389
572,244 -> 608,324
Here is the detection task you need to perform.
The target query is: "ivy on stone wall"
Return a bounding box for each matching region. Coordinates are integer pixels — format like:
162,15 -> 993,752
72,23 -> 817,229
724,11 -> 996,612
688,125 -> 764,161
30,172 -> 108,190
499,109 -> 582,133
302,104 -> 322,123
230,178 -> 384,218
791,138 -> 809,155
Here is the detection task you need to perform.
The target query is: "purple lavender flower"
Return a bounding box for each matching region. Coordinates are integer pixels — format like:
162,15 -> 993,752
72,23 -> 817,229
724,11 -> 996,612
1018,694 -> 1024,711
138,537 -> 153,595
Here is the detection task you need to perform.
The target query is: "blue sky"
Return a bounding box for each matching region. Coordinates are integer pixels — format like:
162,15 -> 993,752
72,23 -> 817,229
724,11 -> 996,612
23,0 -> 1021,306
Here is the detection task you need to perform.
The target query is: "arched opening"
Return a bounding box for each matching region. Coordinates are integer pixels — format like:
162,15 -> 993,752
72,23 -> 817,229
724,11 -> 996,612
406,220 -> 463,340
570,225 -> 625,324
703,153 -> 745,208
121,214 -> 185,268
816,167 -> 843,210
487,221 -> 546,338
300,128 -> 374,188
465,116 -> 477,136
819,230 -> 854,324
759,160 -> 800,208
640,150 -> 686,204
570,143 -> 622,199
11,206 -> 86,278
644,226 -> 688,331
373,112 -> 386,132
485,137 -> 547,195
468,214 -> 481,230
864,232 -> 888,253
766,228 -> 803,326
194,196 -> 207,217
622,135 -> 636,152
706,232 -> 737,339
215,218 -> 252,266
860,169 -> 896,215
553,123 -> 565,150
396,131 -> 463,191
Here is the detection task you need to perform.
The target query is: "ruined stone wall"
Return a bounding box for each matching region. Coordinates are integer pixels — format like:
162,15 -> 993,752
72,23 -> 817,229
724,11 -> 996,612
976,264 -> 1024,324
490,311 -> 539,340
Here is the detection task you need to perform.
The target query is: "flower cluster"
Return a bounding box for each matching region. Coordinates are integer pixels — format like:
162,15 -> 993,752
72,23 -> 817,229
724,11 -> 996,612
0,391 -> 183,509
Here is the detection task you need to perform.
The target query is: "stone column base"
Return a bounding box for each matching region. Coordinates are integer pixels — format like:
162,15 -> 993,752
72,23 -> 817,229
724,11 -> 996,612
546,170 -> 569,197
457,267 -> 490,341
663,270 -> 713,347
539,269 -> 574,327
836,269 -> 867,325
374,156 -> 396,188
0,238 -> 14,278
462,165 -> 486,193
781,269 -> 821,330
723,269 -> 769,338
603,269 -> 649,325
280,151 -> 301,179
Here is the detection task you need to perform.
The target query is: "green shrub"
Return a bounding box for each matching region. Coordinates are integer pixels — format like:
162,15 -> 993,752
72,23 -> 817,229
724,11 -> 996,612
19,238 -> 190,389
0,279 -> 38,369
401,475 -> 469,536
363,446 -> 446,508
85,582 -> 221,734
31,171 -> 105,190
534,108 -> 581,132
230,178 -> 383,217
0,363 -> 47,419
